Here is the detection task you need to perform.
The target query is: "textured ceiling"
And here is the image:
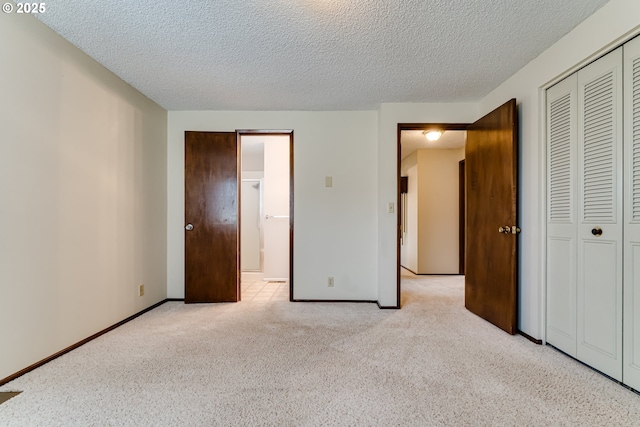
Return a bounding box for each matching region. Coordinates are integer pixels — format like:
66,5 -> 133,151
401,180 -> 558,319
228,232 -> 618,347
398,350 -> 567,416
35,0 -> 609,110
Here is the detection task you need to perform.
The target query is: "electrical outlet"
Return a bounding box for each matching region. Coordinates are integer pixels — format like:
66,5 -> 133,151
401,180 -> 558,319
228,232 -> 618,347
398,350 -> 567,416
139,284 -> 144,297
325,176 -> 333,187
328,277 -> 334,287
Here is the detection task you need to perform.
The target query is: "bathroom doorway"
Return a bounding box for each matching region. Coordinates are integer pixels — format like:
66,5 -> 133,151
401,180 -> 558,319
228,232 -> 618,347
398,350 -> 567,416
240,133 -> 292,302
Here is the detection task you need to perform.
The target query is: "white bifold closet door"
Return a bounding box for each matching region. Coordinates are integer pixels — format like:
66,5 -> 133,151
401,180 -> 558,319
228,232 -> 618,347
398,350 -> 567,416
576,47 -> 623,382
546,73 -> 578,358
623,36 -> 640,391
547,47 -> 623,382
548,38 -> 640,390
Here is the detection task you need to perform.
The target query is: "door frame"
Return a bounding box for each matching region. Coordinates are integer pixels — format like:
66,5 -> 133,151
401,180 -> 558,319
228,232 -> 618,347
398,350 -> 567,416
459,159 -> 465,275
238,130 -> 294,301
396,123 -> 470,307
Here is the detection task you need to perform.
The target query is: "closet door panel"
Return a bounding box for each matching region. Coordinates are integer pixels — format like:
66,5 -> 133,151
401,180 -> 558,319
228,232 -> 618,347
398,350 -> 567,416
546,74 -> 578,356
581,241 -> 619,355
576,47 -> 623,381
623,36 -> 640,391
624,244 -> 640,390
547,237 -> 576,353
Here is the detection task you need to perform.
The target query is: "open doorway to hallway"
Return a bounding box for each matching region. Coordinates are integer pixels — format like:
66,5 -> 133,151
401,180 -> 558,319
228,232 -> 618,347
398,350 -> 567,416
239,133 -> 291,302
399,127 -> 467,276
397,102 -> 518,334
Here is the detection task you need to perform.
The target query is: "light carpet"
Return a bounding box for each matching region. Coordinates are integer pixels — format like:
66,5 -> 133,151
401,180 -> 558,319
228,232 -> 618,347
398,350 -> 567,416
1,275 -> 638,426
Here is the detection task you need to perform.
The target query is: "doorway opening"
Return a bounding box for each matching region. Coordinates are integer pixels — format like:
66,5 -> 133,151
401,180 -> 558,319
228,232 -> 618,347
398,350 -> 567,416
239,132 -> 293,302
397,101 -> 518,335
397,123 -> 469,307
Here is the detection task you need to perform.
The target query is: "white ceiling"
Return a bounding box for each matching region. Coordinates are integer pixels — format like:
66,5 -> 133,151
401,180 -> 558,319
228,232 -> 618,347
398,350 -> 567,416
35,0 -> 609,111
401,130 -> 466,160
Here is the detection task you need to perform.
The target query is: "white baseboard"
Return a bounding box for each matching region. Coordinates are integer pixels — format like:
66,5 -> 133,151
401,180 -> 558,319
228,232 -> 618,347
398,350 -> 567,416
241,272 -> 263,282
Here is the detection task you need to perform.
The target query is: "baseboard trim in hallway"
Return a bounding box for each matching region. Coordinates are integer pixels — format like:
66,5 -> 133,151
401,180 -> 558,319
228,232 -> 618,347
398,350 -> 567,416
293,299 -> 378,304
519,330 -> 543,345
0,299 -> 172,387
377,302 -> 400,309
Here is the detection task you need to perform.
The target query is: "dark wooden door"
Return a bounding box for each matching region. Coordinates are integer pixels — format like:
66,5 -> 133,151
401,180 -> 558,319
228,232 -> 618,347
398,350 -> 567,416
459,160 -> 465,275
185,131 -> 239,303
465,99 -> 518,334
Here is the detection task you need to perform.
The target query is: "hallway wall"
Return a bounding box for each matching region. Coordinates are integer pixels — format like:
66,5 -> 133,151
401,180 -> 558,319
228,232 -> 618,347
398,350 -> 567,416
418,148 -> 465,274
401,148 -> 465,274
400,152 -> 418,272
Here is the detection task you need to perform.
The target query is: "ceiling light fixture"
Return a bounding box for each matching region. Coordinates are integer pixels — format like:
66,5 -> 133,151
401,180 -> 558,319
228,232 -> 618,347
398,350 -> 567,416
423,130 -> 443,141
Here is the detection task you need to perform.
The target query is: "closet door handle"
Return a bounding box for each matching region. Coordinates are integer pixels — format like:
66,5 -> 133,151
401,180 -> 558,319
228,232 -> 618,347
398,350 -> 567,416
591,227 -> 602,236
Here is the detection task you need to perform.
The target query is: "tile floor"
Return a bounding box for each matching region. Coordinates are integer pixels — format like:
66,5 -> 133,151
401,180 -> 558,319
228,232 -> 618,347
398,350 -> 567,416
241,279 -> 289,302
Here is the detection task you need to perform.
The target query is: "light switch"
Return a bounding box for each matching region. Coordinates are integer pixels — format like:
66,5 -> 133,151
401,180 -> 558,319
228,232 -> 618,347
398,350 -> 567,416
388,202 -> 394,213
325,176 -> 332,187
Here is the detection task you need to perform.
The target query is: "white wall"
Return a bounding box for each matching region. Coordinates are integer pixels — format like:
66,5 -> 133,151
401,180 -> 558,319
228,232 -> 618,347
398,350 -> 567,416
168,111 -> 378,301
377,103 -> 478,307
401,148 -> 464,274
0,13 -> 167,380
400,152 -> 418,272
240,180 -> 262,271
477,0 -> 640,340
262,135 -> 291,280
417,148 -> 465,274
